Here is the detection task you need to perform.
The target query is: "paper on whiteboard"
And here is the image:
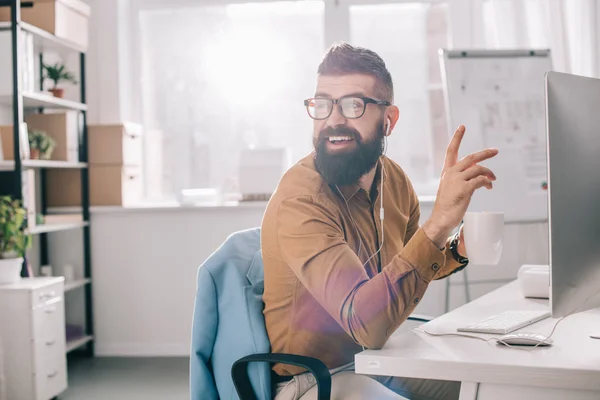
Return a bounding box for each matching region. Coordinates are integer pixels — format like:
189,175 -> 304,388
442,50 -> 552,222
480,99 -> 546,194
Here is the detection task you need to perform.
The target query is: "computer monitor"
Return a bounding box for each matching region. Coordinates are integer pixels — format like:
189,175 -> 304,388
546,71 -> 600,318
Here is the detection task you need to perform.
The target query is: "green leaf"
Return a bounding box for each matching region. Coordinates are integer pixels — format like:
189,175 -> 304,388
43,62 -> 78,87
0,196 -> 30,257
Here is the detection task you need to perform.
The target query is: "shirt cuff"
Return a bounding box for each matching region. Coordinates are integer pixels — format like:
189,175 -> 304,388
394,227 -> 447,283
436,243 -> 467,279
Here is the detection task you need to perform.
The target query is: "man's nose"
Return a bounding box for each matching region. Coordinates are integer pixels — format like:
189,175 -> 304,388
325,104 -> 346,128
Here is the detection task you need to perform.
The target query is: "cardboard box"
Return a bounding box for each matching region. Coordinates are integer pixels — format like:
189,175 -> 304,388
0,0 -> 91,51
0,125 -> 15,161
88,123 -> 143,166
0,124 -> 31,161
24,112 -> 79,162
46,165 -> 143,207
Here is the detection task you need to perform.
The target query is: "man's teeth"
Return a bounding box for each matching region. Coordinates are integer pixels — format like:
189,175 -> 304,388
328,136 -> 353,143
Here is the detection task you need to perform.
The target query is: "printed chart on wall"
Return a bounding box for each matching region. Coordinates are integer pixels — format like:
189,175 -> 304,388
440,49 -> 553,223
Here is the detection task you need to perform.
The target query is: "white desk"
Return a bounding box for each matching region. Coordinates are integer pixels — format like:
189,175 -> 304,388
355,281 -> 600,400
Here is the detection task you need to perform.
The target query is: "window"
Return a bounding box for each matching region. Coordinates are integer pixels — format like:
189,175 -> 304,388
139,1 -> 325,201
349,2 -> 450,192
134,0 -> 450,202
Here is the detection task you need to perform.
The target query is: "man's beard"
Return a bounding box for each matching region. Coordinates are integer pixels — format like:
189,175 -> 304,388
313,120 -> 385,186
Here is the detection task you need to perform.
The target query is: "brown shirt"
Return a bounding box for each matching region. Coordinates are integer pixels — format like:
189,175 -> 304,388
261,154 -> 463,376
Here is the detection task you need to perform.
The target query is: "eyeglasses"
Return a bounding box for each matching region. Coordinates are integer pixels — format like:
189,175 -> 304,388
303,96 -> 391,120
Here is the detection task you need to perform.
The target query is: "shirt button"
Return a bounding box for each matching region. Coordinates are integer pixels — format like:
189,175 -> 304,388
432,263 -> 440,271
414,298 -> 420,304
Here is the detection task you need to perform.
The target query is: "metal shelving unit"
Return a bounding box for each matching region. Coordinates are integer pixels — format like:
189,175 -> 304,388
0,0 -> 94,356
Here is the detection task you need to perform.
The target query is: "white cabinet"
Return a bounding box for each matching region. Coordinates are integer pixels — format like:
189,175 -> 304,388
0,277 -> 67,400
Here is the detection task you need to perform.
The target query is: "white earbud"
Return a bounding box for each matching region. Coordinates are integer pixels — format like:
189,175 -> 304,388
385,117 -> 392,136
380,159 -> 385,223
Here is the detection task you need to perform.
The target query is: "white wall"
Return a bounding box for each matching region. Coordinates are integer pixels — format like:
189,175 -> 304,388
49,204 -> 267,356
48,201 -> 548,356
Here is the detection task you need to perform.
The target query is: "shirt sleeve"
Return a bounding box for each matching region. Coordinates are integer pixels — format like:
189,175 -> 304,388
405,186 -> 466,280
276,195 -> 447,349
436,237 -> 468,279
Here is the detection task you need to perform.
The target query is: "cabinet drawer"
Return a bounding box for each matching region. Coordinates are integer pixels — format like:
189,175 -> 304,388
34,356 -> 67,400
34,308 -> 66,371
31,282 -> 63,308
33,298 -> 65,347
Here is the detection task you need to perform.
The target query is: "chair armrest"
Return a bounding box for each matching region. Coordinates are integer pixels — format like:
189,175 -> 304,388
407,313 -> 433,323
231,353 -> 331,400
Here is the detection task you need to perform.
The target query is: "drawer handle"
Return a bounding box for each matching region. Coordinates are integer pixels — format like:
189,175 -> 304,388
46,340 -> 56,346
47,371 -> 58,379
44,306 -> 56,314
128,175 -> 136,180
39,291 -> 56,300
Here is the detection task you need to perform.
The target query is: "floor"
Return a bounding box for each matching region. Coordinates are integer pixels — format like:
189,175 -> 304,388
59,357 -> 189,400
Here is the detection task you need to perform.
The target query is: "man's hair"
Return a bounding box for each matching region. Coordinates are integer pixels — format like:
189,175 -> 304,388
317,42 -> 394,102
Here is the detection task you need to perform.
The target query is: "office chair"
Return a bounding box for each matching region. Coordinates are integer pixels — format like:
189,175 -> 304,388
190,227 -> 432,400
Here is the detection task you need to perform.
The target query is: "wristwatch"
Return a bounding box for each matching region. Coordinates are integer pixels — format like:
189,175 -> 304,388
449,230 -> 469,269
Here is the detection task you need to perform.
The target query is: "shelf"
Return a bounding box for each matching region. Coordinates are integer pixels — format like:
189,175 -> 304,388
0,161 -> 14,171
27,221 -> 88,235
0,21 -> 86,54
0,92 -> 87,111
66,335 -> 93,353
23,160 -> 87,169
0,160 -> 87,171
64,278 -> 91,293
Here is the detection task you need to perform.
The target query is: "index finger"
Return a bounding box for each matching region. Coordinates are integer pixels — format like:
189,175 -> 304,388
443,125 -> 466,171
455,148 -> 499,172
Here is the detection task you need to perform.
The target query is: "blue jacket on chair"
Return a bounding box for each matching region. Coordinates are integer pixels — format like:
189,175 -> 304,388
190,227 -> 272,400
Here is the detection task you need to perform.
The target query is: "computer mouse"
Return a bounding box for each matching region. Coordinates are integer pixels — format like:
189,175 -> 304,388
497,332 -> 553,347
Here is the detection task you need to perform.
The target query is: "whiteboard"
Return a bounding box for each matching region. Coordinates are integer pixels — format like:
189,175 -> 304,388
440,49 -> 553,223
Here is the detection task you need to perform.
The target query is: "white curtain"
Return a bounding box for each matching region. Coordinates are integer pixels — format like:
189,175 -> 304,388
480,0 -> 600,77
479,0 -> 600,77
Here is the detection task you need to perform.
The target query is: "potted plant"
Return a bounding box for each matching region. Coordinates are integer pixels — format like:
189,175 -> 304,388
42,62 -> 78,98
28,129 -> 56,160
0,196 -> 31,284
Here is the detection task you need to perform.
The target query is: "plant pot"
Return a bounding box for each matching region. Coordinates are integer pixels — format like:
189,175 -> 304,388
49,88 -> 64,98
0,257 -> 23,285
30,148 -> 40,160
40,149 -> 54,160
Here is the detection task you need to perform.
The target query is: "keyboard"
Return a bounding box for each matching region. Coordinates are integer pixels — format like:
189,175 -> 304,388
457,310 -> 551,334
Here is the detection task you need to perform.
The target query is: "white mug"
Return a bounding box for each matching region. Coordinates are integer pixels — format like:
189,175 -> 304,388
462,212 -> 504,265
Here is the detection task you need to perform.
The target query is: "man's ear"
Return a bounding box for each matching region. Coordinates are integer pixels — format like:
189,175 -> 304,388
385,105 -> 400,136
